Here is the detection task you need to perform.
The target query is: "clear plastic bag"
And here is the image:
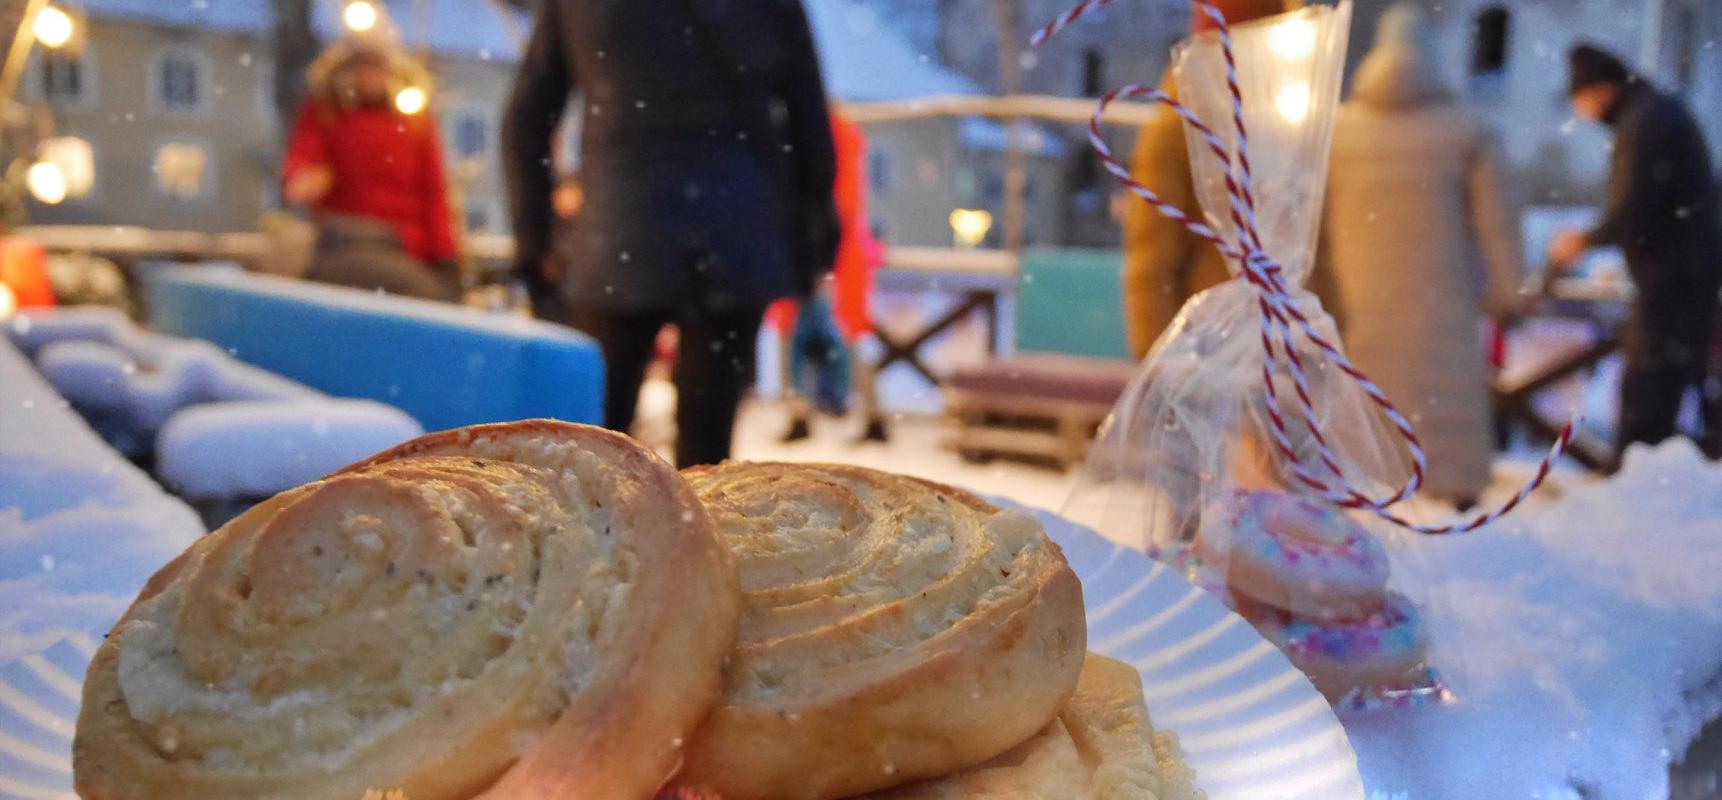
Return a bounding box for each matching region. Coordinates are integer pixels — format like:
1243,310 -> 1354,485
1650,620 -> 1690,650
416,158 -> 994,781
1059,1 -> 1459,710
1065,2 -> 1386,559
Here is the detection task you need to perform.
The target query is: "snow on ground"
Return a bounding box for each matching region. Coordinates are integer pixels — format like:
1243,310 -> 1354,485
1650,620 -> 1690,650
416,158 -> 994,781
0,329 -> 201,662
1354,440 -> 1722,800
726,391 -> 1080,512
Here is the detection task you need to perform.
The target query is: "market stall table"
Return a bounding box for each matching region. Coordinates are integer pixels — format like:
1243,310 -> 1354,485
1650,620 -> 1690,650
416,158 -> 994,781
871,245 -> 1017,386
1494,278 -> 1632,471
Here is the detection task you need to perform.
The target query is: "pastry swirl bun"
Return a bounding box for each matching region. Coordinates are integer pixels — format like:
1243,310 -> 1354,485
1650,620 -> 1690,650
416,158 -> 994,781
74,420 -> 739,800
677,463 -> 1086,799
865,655 -> 1204,800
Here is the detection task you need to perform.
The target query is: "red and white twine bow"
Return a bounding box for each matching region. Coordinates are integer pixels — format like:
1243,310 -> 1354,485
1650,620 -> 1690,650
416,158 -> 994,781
1034,0 -> 1577,533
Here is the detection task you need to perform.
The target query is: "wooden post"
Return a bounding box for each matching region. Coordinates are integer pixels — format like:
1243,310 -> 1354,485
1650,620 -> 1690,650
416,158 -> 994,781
989,0 -> 1028,254
0,0 -> 49,103
271,0 -> 317,138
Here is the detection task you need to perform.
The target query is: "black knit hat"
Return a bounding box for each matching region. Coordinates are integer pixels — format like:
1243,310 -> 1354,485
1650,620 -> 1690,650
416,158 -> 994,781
1568,44 -> 1632,94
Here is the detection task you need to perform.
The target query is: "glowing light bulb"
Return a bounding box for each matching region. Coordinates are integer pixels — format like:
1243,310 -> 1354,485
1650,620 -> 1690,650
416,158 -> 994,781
1268,18 -> 1316,61
1274,83 -> 1311,124
0,283 -> 16,321
27,162 -> 67,205
394,86 -> 426,115
33,6 -> 74,49
949,208 -> 993,248
343,0 -> 379,32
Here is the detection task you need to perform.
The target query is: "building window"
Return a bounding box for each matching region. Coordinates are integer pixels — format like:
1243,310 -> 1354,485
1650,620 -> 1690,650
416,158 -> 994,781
981,170 -> 1005,204
868,146 -> 891,194
151,47 -> 211,114
41,52 -> 84,104
153,142 -> 211,199
465,204 -> 492,233
1670,4 -> 1698,92
1081,49 -> 1105,97
465,199 -> 505,233
1470,7 -> 1510,76
452,113 -> 490,159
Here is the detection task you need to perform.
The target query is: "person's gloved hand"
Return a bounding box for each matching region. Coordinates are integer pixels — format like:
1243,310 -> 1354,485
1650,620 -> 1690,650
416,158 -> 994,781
1547,229 -> 1589,271
284,165 -> 333,205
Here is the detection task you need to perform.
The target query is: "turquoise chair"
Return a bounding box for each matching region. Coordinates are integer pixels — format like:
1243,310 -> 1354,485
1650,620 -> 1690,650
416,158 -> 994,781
1015,247 -> 1130,358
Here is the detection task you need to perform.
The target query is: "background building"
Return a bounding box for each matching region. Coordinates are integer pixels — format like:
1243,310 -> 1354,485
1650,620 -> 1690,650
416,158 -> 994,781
17,0 -> 521,238
10,0 -> 1721,253
1400,0 -> 1722,203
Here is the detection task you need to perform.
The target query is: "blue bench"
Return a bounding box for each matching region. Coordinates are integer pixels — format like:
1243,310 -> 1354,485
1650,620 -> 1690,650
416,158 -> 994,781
144,266 -> 605,432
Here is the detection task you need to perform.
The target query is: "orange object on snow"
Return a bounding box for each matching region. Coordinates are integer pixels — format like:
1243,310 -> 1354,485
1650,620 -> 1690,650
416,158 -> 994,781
0,237 -> 57,308
766,110 -> 881,341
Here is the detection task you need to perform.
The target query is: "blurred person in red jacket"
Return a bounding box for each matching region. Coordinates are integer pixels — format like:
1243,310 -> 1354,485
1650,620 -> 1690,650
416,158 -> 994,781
283,37 -> 460,301
768,110 -> 888,444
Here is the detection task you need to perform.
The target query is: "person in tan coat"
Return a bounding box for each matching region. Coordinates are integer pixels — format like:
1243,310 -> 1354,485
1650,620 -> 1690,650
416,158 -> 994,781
1323,5 -> 1524,505
1122,0 -> 1342,358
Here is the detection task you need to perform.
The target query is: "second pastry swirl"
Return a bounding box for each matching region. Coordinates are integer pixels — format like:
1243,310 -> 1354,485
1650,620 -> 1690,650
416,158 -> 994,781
678,463 -> 1087,799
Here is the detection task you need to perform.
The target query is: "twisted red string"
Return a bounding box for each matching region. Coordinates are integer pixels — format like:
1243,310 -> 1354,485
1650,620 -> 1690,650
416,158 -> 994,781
1044,0 -> 1577,533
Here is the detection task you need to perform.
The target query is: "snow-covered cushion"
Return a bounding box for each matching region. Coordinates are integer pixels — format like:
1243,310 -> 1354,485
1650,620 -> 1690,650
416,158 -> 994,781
12,308 -> 424,499
156,399 -> 423,499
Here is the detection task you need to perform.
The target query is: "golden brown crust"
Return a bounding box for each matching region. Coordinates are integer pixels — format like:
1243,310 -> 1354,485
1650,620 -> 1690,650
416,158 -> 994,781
75,420 -> 739,800
675,462 -> 1087,800
863,654 -> 1204,800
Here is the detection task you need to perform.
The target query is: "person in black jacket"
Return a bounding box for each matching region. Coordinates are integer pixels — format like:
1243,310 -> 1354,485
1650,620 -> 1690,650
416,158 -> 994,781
1549,44 -> 1722,461
503,0 -> 838,467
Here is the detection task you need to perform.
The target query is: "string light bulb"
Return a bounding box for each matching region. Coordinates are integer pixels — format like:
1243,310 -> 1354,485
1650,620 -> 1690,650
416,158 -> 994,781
1267,17 -> 1316,61
343,0 -> 379,32
949,208 -> 993,248
26,162 -> 67,205
394,86 -> 427,115
33,6 -> 74,49
1274,82 -> 1311,124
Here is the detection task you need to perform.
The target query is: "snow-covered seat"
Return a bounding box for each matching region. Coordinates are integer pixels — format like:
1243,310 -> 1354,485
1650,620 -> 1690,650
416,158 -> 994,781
8,307 -> 424,499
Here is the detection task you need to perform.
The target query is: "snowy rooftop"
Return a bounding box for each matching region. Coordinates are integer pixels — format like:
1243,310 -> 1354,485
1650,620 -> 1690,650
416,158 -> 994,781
71,0 -> 977,100
805,0 -> 982,102
75,0 -> 526,60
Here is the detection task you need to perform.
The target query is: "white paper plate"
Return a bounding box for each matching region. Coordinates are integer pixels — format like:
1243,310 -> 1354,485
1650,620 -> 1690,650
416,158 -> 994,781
1029,505 -> 1367,800
0,634 -> 92,800
3,515 -> 1366,800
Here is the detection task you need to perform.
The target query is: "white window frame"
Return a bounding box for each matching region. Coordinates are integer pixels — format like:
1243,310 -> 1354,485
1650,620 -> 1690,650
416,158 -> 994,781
150,137 -> 218,203
148,44 -> 216,117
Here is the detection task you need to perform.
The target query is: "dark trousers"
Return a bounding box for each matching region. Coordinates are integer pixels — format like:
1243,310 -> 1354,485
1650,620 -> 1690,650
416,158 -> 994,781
1616,298 -> 1721,460
569,304 -> 763,468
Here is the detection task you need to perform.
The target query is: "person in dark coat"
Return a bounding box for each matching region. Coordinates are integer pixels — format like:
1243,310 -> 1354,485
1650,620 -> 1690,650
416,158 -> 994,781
503,0 -> 838,468
1549,44 -> 1722,461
